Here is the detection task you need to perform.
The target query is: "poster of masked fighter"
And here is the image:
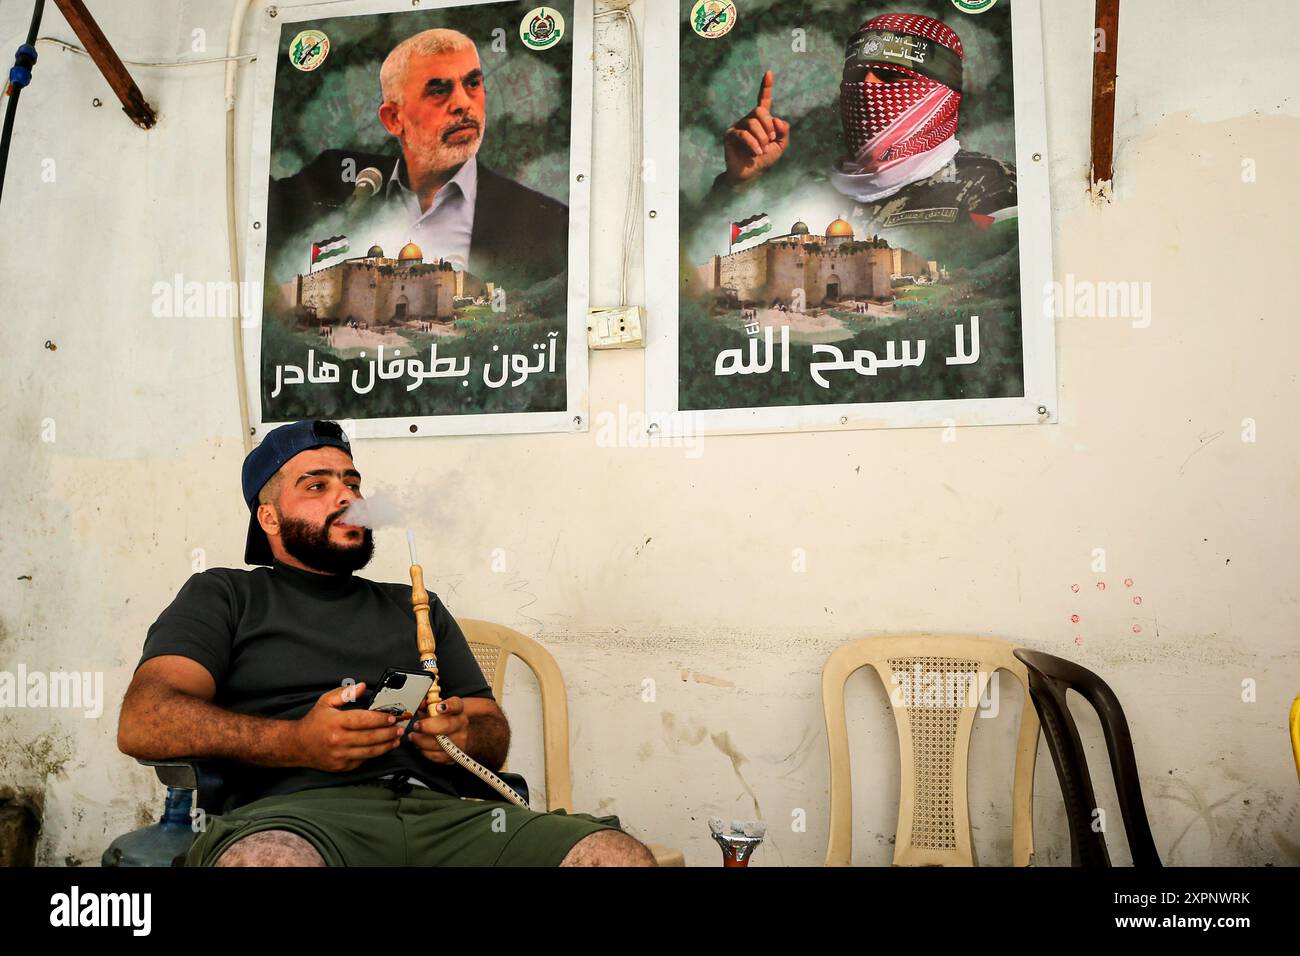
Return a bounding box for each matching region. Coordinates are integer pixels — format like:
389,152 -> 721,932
242,0 -> 592,439
643,0 -> 1055,435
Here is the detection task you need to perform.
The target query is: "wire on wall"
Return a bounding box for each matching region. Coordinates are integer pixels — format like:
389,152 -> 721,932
593,4 -> 642,307
34,35 -> 257,68
35,14 -> 259,456
226,0 -> 255,456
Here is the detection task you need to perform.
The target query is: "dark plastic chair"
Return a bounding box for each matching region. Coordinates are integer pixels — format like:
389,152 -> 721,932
111,760 -> 530,867
1012,649 -> 1161,867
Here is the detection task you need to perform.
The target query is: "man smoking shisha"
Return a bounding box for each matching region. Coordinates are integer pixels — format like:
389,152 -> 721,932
710,12 -> 1017,247
118,420 -> 655,866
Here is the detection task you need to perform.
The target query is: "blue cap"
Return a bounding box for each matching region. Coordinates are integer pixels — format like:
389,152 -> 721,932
241,420 -> 352,565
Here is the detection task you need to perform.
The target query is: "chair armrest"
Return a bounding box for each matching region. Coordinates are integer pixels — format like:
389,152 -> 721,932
136,757 -> 233,813
136,758 -> 200,791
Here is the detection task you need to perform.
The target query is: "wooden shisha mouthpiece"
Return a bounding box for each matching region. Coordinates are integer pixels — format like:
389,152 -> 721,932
409,563 -> 442,711
402,533 -> 531,810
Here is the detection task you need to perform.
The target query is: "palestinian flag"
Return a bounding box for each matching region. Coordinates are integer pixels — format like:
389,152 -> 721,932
730,213 -> 771,248
969,206 -> 1017,238
311,235 -> 349,265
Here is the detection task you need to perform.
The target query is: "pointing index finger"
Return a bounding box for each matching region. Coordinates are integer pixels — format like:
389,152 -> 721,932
757,69 -> 773,111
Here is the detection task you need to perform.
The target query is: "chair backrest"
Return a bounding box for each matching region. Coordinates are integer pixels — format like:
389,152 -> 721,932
458,619 -> 574,812
822,635 -> 1039,867
1012,648 -> 1161,867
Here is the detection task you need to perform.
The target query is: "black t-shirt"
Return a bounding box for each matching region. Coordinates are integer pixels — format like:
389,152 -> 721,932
136,559 -> 494,808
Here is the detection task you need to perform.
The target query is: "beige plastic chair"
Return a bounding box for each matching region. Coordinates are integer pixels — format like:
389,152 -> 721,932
460,618 -> 685,866
1290,693 -> 1300,785
822,634 -> 1039,866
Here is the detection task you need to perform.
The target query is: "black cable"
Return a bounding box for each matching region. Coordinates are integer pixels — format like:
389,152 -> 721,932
0,0 -> 45,208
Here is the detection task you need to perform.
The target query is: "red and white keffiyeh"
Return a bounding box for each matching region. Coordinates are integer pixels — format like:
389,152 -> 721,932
832,13 -> 964,202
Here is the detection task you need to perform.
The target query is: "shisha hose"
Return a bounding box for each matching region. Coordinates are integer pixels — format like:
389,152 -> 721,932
407,530 -> 528,809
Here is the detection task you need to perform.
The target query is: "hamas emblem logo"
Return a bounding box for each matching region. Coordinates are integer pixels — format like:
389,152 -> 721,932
691,1 -> 737,39
520,7 -> 565,50
952,0 -> 998,13
288,29 -> 329,72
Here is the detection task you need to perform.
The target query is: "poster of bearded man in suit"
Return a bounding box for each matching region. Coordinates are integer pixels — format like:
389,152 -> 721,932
644,0 -> 1056,435
242,0 -> 591,438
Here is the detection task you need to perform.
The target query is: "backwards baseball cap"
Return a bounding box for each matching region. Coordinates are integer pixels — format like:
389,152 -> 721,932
241,419 -> 352,566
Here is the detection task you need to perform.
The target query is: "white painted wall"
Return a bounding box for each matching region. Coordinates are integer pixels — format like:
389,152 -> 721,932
1,0 -> 1296,867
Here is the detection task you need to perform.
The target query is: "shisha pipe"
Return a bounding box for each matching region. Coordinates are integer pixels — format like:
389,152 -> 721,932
407,530 -> 529,808
709,818 -> 766,867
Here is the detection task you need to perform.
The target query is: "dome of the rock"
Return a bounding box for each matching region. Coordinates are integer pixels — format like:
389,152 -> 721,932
826,218 -> 854,238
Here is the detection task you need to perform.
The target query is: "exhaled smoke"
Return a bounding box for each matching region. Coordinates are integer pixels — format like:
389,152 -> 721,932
341,493 -> 401,529
337,474 -> 463,545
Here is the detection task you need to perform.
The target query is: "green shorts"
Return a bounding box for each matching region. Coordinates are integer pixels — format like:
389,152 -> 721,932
185,781 -> 624,867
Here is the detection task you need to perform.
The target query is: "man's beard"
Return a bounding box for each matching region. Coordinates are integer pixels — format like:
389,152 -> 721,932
277,510 -> 374,574
404,115 -> 484,177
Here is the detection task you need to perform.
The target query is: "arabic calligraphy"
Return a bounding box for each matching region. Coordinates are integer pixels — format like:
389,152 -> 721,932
713,317 -> 980,387
270,331 -> 561,398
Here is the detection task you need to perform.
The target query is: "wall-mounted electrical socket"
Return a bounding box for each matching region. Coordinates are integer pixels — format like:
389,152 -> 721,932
587,305 -> 644,349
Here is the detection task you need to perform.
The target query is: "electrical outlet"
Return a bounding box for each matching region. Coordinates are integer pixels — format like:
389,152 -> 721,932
587,306 -> 644,349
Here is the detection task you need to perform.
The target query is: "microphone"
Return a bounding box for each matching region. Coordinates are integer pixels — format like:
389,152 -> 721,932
345,167 -> 384,210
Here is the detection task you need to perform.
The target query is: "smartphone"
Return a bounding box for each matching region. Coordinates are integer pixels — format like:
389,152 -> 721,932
367,668 -> 435,733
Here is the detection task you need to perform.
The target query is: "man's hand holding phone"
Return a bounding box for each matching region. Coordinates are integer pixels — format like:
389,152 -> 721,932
292,681 -> 405,772
407,696 -> 469,765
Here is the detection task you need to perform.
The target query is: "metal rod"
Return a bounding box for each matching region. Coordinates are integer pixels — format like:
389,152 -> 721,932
1090,0 -> 1120,191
